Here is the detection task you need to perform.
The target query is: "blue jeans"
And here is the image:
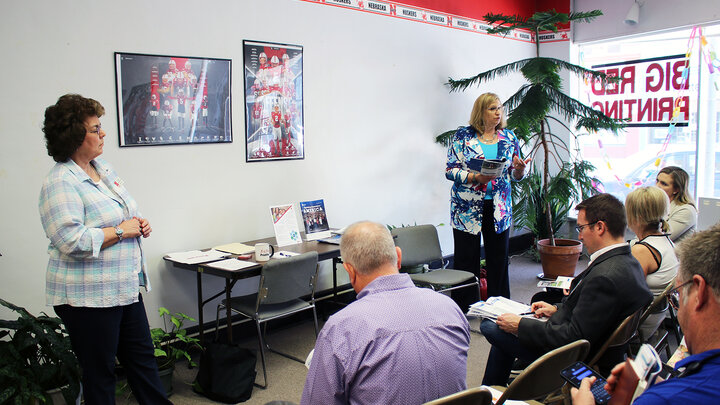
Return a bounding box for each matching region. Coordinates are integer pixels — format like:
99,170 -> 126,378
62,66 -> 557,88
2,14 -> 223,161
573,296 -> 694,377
480,319 -> 541,386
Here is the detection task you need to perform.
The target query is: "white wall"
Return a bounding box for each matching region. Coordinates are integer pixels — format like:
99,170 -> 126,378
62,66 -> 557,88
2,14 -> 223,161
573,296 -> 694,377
0,0 -> 532,327
574,0 -> 720,43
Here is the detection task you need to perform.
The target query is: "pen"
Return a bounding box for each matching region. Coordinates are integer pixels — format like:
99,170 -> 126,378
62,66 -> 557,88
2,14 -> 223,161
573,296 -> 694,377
518,311 -> 534,316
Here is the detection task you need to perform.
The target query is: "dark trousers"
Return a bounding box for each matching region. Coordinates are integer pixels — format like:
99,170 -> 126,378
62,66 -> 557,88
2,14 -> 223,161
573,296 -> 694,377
452,200 -> 511,311
55,294 -> 172,405
480,319 -> 541,385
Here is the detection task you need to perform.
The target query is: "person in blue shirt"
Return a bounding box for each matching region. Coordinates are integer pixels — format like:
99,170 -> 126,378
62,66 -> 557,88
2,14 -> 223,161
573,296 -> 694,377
571,223 -> 720,404
39,94 -> 170,405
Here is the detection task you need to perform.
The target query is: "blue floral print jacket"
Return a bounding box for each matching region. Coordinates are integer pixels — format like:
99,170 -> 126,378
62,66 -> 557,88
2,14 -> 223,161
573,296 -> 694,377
446,126 -> 522,235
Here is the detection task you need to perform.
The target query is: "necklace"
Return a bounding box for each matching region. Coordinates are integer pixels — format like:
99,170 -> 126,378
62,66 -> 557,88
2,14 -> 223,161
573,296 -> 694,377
479,131 -> 497,144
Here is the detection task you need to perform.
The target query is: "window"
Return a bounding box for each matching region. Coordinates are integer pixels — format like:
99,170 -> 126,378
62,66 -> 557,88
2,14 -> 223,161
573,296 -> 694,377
573,24 -> 720,201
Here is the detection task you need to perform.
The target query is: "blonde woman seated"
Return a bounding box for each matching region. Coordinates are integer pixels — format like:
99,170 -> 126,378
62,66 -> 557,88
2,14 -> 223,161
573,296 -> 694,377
625,186 -> 679,339
656,166 -> 697,243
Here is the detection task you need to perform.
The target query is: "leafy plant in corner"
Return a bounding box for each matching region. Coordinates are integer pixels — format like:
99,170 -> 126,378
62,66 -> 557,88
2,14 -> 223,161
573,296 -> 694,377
437,9 -> 624,246
0,298 -> 81,405
151,307 -> 202,371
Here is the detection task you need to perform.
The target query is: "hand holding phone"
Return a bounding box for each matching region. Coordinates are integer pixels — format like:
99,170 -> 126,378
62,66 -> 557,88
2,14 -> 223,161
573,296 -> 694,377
561,361 -> 612,405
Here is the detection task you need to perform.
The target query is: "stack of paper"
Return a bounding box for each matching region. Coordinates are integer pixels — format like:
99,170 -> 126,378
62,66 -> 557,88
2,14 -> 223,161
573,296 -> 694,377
166,249 -> 228,264
203,258 -> 257,271
214,243 -> 255,255
467,296 -> 532,321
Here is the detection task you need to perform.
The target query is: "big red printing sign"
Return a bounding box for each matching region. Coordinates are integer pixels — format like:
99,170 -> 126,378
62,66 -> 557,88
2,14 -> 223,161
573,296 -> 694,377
587,54 -> 691,127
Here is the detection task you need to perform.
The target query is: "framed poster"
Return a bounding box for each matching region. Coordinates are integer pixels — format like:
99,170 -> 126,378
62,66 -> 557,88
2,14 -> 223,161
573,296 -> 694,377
243,40 -> 304,161
114,52 -> 232,146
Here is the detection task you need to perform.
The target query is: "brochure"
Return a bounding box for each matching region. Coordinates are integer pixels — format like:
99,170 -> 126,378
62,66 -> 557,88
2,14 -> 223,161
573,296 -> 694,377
467,296 -> 533,321
270,203 -> 302,246
299,199 -> 331,241
468,157 -> 508,177
537,276 -> 574,289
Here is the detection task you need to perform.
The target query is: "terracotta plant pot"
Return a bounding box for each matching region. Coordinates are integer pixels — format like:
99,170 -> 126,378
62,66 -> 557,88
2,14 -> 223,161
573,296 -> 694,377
537,239 -> 583,279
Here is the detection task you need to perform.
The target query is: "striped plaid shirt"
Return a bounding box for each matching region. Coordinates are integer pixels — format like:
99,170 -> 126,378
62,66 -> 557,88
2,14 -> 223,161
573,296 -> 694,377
39,158 -> 150,307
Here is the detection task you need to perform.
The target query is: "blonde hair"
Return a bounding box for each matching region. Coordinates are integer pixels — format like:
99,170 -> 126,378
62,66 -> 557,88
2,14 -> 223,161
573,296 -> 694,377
469,92 -> 506,133
658,166 -> 696,208
625,186 -> 670,233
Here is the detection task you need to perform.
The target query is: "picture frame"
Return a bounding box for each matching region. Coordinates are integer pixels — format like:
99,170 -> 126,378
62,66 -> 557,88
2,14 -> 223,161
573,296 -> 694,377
242,40 -> 304,161
114,52 -> 232,146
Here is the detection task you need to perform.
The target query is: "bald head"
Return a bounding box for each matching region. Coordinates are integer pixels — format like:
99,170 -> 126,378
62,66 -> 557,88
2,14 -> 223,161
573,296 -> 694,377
340,221 -> 399,275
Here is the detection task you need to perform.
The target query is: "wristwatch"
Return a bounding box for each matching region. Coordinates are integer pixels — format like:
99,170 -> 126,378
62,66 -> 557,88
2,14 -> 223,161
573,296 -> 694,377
114,226 -> 124,241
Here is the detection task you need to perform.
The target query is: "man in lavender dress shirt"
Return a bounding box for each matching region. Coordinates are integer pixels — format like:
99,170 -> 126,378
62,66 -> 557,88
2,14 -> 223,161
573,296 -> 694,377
300,221 -> 470,405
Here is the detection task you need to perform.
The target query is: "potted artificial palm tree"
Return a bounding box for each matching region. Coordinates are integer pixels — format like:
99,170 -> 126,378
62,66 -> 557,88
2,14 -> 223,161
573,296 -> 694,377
438,9 -> 624,278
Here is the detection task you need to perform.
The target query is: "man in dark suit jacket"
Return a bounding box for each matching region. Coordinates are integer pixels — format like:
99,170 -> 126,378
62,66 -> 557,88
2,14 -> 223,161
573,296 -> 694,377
480,193 -> 652,385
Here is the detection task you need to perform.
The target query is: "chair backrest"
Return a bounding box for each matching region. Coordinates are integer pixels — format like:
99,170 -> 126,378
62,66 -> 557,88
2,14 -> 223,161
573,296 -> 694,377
587,306 -> 644,368
639,278 -> 676,326
258,251 -> 319,306
391,224 -> 443,267
495,339 -> 591,405
423,387 -> 492,405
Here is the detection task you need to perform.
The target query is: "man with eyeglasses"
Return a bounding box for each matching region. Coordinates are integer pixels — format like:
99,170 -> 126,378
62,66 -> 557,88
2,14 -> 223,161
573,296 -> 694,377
481,194 -> 652,385
572,223 -> 720,404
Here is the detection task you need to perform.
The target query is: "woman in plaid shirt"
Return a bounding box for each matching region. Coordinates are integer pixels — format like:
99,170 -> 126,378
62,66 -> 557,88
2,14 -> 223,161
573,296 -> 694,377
39,94 -> 171,404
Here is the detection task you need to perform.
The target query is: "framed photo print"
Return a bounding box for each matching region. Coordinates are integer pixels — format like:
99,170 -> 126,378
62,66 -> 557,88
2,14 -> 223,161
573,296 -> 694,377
243,40 -> 304,161
114,52 -> 232,146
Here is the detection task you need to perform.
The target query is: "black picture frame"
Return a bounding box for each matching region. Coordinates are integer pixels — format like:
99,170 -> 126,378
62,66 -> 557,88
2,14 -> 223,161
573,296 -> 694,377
114,52 -> 232,146
242,40 -> 304,161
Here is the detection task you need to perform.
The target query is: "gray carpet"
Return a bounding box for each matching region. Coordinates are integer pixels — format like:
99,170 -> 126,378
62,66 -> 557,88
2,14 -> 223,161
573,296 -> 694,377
118,254 -> 590,405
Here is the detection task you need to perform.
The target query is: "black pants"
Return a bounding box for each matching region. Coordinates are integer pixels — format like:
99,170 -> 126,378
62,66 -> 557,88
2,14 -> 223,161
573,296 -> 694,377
54,294 -> 172,405
453,200 -> 511,311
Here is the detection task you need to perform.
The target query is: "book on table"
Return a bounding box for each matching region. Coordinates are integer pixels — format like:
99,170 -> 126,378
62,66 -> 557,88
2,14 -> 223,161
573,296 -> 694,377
299,199 -> 332,241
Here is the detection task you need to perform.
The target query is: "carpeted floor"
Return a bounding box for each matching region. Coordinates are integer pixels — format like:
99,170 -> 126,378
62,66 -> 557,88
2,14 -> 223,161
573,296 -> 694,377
118,254 -> 596,405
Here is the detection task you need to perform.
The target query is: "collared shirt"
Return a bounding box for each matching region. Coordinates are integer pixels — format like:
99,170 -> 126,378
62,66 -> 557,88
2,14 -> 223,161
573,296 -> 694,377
446,126 -> 522,235
301,273 -> 470,405
39,158 -> 149,307
588,242 -> 628,265
633,349 -> 720,404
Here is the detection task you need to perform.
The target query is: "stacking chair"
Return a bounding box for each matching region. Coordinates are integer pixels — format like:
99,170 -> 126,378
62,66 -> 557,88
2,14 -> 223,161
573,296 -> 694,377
215,251 -> 320,389
391,225 -> 479,295
492,339 -> 590,405
637,281 -> 676,358
587,306 -> 644,371
423,387 -> 493,405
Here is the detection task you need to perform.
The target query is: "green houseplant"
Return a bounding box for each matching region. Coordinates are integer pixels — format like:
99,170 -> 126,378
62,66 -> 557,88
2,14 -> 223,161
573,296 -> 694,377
150,307 -> 202,395
0,298 -> 81,405
438,9 -> 624,277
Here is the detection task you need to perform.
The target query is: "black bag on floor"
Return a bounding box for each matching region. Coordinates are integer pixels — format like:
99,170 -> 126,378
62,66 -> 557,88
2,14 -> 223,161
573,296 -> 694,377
192,341 -> 257,403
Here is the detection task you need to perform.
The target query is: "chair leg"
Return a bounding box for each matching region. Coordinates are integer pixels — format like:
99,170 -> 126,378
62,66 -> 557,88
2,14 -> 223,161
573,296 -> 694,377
312,305 -> 319,337
214,304 -> 223,341
255,320 -> 268,389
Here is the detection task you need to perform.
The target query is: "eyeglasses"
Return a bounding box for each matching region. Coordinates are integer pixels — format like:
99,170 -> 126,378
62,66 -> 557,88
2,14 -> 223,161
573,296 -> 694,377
575,221 -> 599,233
668,279 -> 693,310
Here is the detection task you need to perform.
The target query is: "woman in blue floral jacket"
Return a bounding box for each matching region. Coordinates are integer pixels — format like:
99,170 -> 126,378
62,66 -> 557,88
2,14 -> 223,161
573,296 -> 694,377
446,93 -> 530,308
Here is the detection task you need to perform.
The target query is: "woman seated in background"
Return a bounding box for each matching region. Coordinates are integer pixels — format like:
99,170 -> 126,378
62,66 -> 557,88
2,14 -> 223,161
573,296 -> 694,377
625,186 -> 679,339
656,166 -> 697,243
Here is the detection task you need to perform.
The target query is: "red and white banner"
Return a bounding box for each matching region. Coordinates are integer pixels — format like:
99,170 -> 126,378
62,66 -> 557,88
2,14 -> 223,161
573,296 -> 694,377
300,0 -> 569,43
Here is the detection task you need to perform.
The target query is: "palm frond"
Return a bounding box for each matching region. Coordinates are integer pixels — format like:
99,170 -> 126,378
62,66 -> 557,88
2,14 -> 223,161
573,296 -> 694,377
447,58 -> 536,92
435,127 -> 461,146
567,10 -> 603,24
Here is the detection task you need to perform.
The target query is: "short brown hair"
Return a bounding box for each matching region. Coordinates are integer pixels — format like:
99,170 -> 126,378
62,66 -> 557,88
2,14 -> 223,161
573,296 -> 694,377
575,193 -> 626,238
469,92 -> 506,133
43,94 -> 105,162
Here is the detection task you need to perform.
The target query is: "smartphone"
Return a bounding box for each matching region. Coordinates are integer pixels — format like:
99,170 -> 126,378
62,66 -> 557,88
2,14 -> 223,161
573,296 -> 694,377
560,361 -> 612,405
